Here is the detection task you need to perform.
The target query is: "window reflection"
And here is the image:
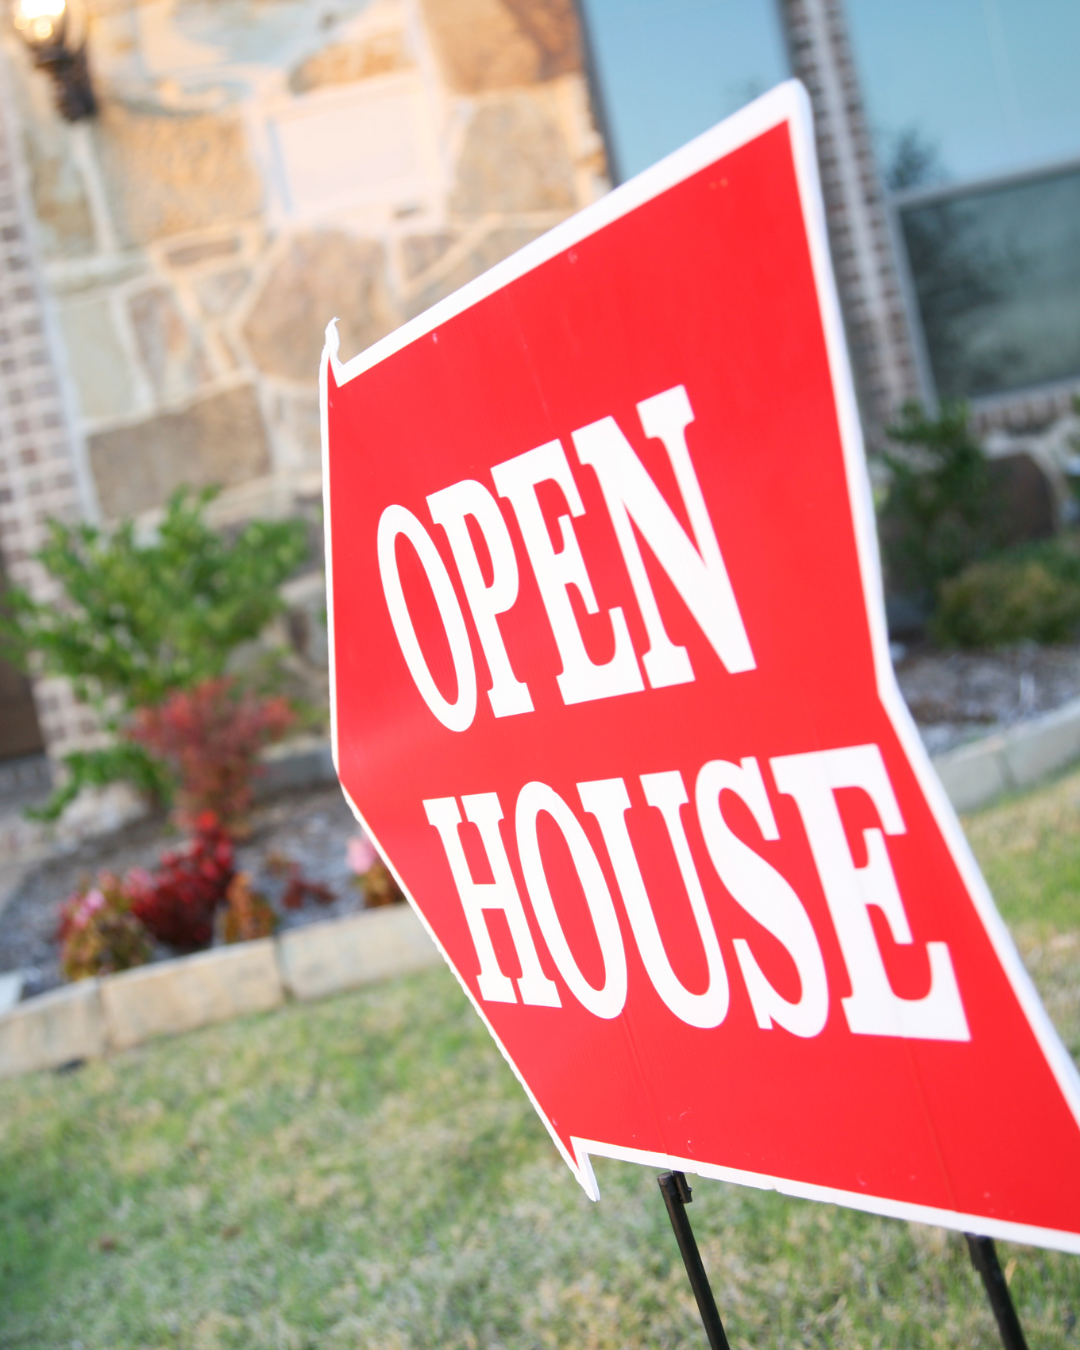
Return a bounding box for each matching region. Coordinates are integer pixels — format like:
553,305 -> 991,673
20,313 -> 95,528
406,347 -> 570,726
578,0 -> 788,182
847,0 -> 1080,401
846,0 -> 1080,184
898,166 -> 1080,401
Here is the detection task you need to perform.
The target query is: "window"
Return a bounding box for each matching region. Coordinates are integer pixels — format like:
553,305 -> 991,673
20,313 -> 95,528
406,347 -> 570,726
845,0 -> 1080,401
897,165 -> 1080,401
578,0 -> 789,183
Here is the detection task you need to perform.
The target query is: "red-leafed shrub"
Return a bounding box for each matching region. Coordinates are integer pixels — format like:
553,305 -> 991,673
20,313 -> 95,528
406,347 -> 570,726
281,872 -> 334,909
130,677 -> 294,834
128,814 -> 235,951
57,874 -> 152,981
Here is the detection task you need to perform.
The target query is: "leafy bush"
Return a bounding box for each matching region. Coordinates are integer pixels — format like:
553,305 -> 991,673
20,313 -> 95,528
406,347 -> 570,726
935,543 -> 1080,647
879,400 -> 997,602
57,875 -> 152,981
128,814 -> 235,951
130,677 -> 294,834
1,488 -> 308,819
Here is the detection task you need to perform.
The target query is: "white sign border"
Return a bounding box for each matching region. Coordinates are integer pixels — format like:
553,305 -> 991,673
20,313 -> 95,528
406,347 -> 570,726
321,79 -> 1080,1254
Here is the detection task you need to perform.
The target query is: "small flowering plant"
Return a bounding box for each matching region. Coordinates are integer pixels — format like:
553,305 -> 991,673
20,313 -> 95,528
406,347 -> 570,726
346,834 -> 404,908
127,812 -> 235,951
57,873 -> 152,981
346,836 -> 377,876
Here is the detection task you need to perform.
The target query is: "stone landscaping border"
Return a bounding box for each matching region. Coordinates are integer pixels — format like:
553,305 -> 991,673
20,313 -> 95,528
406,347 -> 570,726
0,904 -> 440,1081
257,706 -> 1080,831
4,703 -> 1080,1084
931,694 -> 1080,813
257,711 -> 1080,818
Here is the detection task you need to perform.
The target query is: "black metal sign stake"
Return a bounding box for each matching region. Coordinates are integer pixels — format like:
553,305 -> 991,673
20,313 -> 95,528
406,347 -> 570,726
658,1176 -> 1029,1350
965,1234 -> 1030,1350
658,1171 -> 733,1350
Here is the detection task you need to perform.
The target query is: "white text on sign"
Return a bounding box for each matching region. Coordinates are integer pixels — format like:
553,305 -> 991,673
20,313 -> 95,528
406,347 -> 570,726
423,744 -> 970,1042
380,383 -> 968,1043
377,385 -> 755,728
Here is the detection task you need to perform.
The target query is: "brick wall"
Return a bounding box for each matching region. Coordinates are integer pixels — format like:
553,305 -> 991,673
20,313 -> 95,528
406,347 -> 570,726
0,77 -> 100,761
781,0 -> 921,440
0,0 -> 609,762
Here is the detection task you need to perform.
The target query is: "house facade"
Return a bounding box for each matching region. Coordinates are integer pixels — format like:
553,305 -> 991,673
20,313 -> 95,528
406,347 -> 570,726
0,0 -> 1077,769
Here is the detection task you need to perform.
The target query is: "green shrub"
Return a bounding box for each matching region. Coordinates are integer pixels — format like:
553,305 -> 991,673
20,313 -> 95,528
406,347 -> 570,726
935,555 -> 1080,647
1,488 -> 308,819
879,400 -> 997,602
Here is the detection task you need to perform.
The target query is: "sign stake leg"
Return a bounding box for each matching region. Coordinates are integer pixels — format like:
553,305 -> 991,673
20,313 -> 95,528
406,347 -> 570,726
658,1171 -> 733,1350
965,1234 -> 1029,1350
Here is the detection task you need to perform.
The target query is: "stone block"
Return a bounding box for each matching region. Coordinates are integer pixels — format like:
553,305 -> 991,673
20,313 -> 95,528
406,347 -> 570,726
406,226 -> 546,318
266,388 -> 322,473
102,941 -> 283,1050
195,267 -> 251,318
1002,697 -> 1080,789
95,101 -> 262,246
167,237 -> 242,268
256,737 -> 335,798
129,285 -> 211,403
22,116 -> 95,259
451,94 -> 575,216
88,384 -> 271,519
0,971 -> 24,1016
243,232 -> 397,380
280,569 -> 329,665
502,0 -> 582,76
402,231 -> 459,280
419,0 -> 580,93
0,979 -> 106,1079
988,452 -> 1059,543
932,737 -> 1011,814
289,32 -> 410,93
57,295 -> 137,421
278,905 -> 440,1002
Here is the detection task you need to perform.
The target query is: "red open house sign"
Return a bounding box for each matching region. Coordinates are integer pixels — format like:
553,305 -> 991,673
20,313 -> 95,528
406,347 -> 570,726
321,83 -> 1080,1252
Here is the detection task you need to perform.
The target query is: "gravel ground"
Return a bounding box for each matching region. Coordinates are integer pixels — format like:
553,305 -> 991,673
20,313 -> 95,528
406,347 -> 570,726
895,641 -> 1080,755
6,643 -> 1080,997
0,785 -> 369,998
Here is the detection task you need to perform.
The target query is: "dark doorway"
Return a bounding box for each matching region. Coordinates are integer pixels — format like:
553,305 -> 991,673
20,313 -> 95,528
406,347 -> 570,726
0,650 -> 44,761
0,562 -> 44,762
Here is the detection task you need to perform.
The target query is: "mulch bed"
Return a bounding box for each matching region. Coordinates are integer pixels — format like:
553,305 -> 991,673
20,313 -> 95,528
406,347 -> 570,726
0,785 -> 367,999
895,641 -> 1080,755
7,642 -> 1080,998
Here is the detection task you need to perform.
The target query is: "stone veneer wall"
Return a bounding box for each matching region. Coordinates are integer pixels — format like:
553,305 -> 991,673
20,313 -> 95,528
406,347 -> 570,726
0,0 -> 607,759
2,0 -> 606,528
971,380 -> 1080,439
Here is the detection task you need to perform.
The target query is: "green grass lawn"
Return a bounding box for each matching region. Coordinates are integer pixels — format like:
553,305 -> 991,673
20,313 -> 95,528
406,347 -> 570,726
3,773 -> 1080,1349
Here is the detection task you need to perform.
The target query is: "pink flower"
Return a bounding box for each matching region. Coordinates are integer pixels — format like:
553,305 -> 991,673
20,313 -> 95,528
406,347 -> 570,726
126,867 -> 153,893
346,836 -> 377,875
74,888 -> 106,928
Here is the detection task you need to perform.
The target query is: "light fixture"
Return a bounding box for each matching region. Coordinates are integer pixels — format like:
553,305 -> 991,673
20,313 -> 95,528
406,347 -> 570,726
12,0 -> 96,121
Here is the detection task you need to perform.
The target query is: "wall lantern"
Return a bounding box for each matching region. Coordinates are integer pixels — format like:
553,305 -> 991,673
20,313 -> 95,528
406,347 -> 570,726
12,0 -> 96,121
